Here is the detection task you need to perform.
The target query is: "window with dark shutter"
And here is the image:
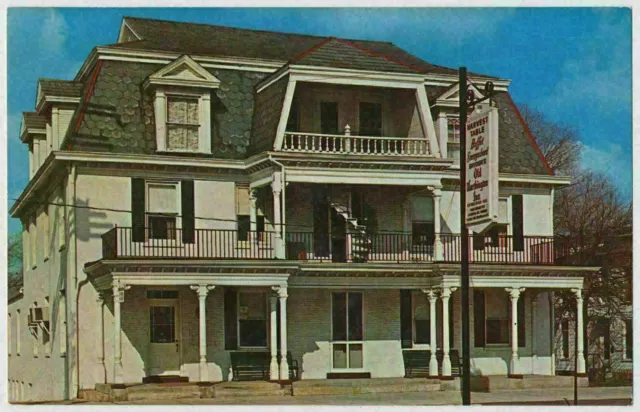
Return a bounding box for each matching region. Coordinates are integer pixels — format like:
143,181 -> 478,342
473,290 -> 485,347
512,195 -> 524,252
518,293 -> 525,347
224,288 -> 238,350
400,290 -> 413,348
131,178 -> 146,242
181,180 -> 195,244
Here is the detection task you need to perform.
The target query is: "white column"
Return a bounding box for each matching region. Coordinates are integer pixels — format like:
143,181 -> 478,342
269,295 -> 279,380
191,285 -> 215,381
249,189 -> 258,234
97,293 -> 105,376
572,288 -> 586,374
272,173 -> 285,258
437,112 -> 448,159
432,188 -> 443,261
424,289 -> 439,377
112,281 -> 129,384
506,287 -> 525,376
441,287 -> 455,377
273,286 -> 289,380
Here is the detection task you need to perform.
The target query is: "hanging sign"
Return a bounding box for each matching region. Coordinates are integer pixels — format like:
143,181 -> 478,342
465,103 -> 499,234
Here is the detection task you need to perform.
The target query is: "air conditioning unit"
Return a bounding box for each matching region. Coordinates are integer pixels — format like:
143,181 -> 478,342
29,307 -> 49,323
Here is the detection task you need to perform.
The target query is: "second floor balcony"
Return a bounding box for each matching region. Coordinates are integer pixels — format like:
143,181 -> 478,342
101,226 -> 567,265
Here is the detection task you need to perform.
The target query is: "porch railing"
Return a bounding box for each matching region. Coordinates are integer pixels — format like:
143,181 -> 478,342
282,132 -> 430,156
101,227 -> 276,260
101,227 -> 565,265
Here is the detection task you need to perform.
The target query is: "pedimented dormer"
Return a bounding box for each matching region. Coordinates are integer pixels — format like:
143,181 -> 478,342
144,56 -> 221,154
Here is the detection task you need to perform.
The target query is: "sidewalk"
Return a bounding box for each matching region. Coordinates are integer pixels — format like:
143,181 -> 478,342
88,385 -> 631,405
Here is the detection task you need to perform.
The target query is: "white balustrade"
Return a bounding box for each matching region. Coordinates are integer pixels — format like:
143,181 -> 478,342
282,132 -> 430,156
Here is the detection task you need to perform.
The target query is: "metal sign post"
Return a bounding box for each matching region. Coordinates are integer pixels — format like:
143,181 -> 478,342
459,67 -> 496,406
459,67 -> 471,406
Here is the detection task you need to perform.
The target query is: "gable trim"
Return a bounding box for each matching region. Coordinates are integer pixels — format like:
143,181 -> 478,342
143,55 -> 221,90
504,93 -> 554,176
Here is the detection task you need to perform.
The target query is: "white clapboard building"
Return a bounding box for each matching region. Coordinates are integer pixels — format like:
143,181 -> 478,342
8,17 -> 598,402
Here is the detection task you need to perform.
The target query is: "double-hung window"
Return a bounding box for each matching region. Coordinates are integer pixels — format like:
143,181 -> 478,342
410,196 -> 435,248
166,97 -> 200,151
237,292 -> 267,348
485,291 -> 509,344
146,182 -> 178,240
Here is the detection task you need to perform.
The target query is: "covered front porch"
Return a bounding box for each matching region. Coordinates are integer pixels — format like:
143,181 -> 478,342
83,261 -> 591,387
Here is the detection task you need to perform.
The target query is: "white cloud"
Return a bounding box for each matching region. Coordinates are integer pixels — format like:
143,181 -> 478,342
40,9 -> 68,53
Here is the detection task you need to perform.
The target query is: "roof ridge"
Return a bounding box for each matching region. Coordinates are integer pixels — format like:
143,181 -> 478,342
123,16 -> 395,45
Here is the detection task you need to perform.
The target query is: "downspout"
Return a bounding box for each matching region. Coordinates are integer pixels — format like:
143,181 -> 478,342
268,154 -> 286,242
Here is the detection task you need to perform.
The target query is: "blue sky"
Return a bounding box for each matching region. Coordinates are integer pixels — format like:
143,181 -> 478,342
7,7 -> 632,234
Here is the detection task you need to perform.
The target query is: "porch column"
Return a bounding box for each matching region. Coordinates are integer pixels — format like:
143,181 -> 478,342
274,286 -> 289,380
97,293 -> 106,376
432,188 -> 443,260
249,189 -> 258,236
112,281 -> 130,384
272,172 -> 285,258
506,287 -> 525,377
424,289 -> 439,377
269,294 -> 279,380
572,288 -> 586,374
437,112 -> 448,159
441,287 -> 455,377
191,284 -> 215,382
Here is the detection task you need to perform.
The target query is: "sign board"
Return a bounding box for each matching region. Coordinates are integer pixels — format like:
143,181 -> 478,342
465,103 -> 499,234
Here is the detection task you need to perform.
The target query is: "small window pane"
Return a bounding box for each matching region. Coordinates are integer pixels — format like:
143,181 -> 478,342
333,343 -> 347,368
348,293 -> 363,341
148,184 -> 177,214
148,216 -> 176,240
150,306 -> 175,343
349,344 -> 363,368
237,215 -> 250,241
332,293 -> 347,341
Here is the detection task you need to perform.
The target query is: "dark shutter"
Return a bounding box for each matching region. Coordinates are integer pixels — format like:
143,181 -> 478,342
224,288 -> 238,350
400,290 -> 413,348
181,180 -> 195,244
518,293 -> 525,347
512,195 -> 524,252
473,290 -> 485,347
131,178 -> 145,242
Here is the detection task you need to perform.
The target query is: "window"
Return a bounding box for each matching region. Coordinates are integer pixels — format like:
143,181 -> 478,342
44,206 -> 50,260
485,291 -> 509,344
237,216 -> 250,241
146,182 -> 178,240
30,217 -> 37,268
321,102 -> 339,135
332,292 -> 363,369
411,196 -> 435,247
57,186 -> 66,249
359,102 -> 382,137
150,306 -> 176,343
447,117 -> 460,161
166,96 -> 200,151
238,292 -> 267,347
512,195 -> 524,251
625,319 -> 633,360
413,293 -> 431,345
561,319 -> 570,359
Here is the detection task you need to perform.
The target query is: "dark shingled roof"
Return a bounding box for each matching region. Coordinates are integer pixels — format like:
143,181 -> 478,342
38,78 -> 84,98
116,17 -> 497,78
494,92 -> 553,175
22,112 -> 47,130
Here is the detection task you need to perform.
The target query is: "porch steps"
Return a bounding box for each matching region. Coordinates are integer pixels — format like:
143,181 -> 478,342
292,377 -> 442,396
126,382 -> 202,401
213,381 -> 290,398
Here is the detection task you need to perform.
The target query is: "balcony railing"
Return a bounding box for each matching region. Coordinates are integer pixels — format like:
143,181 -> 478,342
102,227 -> 567,265
282,132 -> 430,156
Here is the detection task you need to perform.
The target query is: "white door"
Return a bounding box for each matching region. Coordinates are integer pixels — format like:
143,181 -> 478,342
148,293 -> 181,376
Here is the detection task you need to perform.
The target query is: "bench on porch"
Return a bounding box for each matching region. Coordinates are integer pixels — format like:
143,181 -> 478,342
402,349 -> 461,378
230,351 -> 299,381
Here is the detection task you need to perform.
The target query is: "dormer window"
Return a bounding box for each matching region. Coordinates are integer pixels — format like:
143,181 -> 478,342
144,55 -> 220,155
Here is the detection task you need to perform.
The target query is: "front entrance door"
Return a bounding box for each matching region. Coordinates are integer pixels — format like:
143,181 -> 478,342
147,291 -> 181,376
331,292 -> 364,370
